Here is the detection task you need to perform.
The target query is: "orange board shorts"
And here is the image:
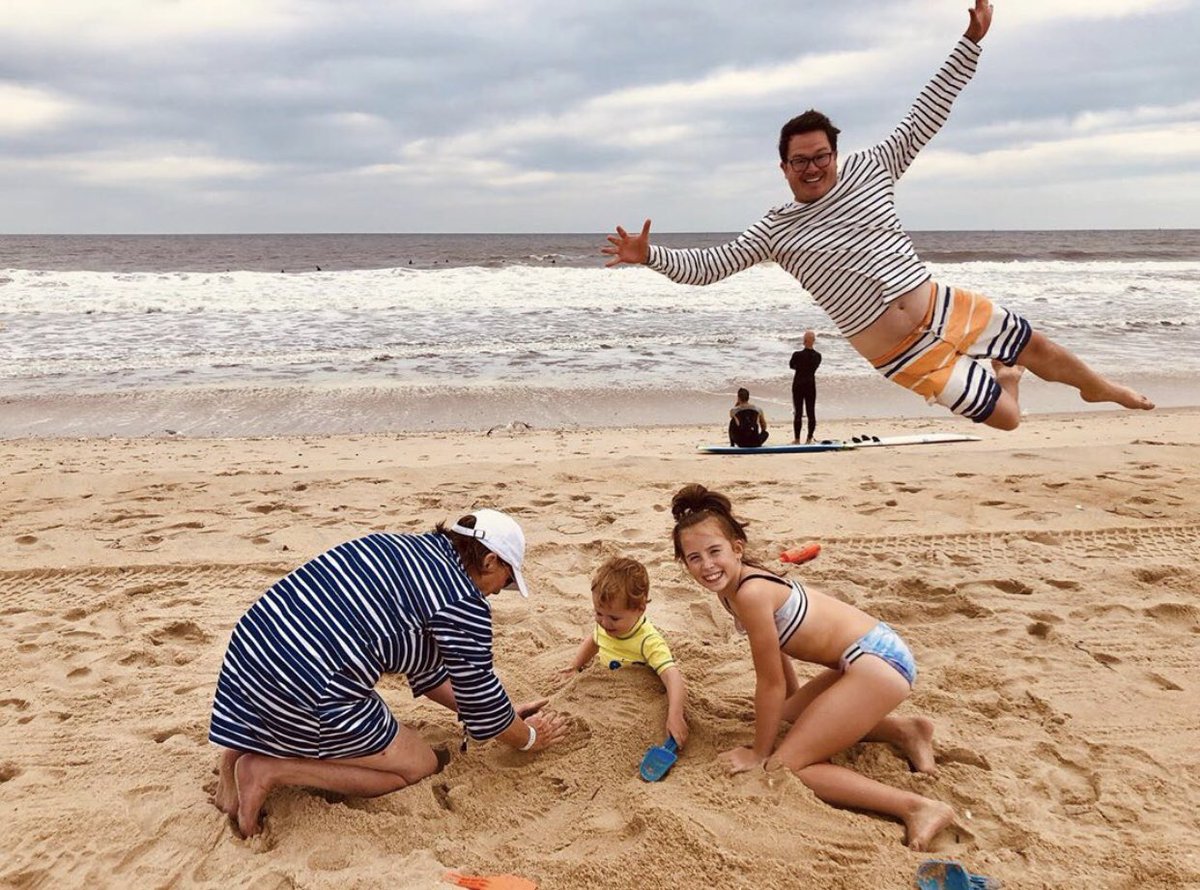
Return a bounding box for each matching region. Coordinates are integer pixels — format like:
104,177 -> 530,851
871,282 -> 1032,423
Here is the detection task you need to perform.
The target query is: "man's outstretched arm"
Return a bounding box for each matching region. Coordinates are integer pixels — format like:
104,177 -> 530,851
872,0 -> 992,180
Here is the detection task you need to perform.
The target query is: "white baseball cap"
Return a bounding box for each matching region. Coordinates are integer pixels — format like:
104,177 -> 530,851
450,508 -> 530,598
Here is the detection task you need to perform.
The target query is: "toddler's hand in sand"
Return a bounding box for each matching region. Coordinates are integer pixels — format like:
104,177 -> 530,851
719,745 -> 765,774
525,710 -> 569,752
554,666 -> 581,685
665,714 -> 689,749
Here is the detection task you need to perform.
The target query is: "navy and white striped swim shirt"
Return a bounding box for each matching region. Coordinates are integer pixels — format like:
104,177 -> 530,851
209,531 -> 516,759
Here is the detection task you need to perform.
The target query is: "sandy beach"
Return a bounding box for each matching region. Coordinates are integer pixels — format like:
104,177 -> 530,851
3,408 -> 1199,889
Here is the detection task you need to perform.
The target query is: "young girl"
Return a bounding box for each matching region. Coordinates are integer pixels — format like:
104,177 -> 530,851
671,483 -> 954,850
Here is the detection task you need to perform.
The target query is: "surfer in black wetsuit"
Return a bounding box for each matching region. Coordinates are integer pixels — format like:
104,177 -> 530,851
789,330 -> 822,444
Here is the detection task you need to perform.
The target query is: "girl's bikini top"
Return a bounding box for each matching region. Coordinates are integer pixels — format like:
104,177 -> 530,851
720,573 -> 808,646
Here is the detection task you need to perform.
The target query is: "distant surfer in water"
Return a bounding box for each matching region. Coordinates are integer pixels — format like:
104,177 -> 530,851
603,0 -> 1153,430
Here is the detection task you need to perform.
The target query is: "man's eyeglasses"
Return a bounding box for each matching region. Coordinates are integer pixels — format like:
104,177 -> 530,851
786,151 -> 834,173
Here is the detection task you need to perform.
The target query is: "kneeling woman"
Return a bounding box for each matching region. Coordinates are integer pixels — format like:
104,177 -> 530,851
670,484 -> 953,850
208,508 -> 568,836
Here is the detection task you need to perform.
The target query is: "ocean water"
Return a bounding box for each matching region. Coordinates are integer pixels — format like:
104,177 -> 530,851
1,231 -> 1197,437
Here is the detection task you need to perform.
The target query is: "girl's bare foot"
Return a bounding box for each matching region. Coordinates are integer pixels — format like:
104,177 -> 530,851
234,753 -> 273,837
904,798 -> 956,851
895,716 -> 938,775
210,749 -> 242,816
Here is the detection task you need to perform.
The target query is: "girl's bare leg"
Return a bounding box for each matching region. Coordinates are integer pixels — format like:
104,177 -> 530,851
782,668 -> 937,774
862,715 -> 938,775
796,763 -> 955,851
234,725 -> 440,837
770,658 -> 954,848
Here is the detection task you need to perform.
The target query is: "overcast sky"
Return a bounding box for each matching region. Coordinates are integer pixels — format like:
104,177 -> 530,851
2,0 -> 1198,234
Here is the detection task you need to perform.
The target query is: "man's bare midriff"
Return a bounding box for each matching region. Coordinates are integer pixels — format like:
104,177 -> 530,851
846,282 -> 934,361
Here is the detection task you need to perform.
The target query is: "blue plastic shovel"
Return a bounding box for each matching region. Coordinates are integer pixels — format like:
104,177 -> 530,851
915,860 -> 1001,890
638,737 -> 678,782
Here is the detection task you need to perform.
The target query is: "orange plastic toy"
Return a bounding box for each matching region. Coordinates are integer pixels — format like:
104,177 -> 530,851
444,872 -> 538,890
780,542 -> 821,564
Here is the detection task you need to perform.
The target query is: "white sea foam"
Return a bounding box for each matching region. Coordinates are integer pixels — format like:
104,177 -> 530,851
1,260 -> 1198,401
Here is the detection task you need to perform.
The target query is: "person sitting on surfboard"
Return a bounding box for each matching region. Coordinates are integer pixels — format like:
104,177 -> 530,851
603,0 -> 1153,430
729,387 -> 770,448
671,483 -> 952,850
560,556 -> 689,749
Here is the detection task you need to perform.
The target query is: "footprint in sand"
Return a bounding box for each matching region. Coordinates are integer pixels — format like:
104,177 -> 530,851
957,578 -> 1033,597
1142,601 -> 1198,625
1046,578 -> 1079,590
939,746 -> 991,771
1144,672 -> 1183,692
1,698 -> 31,714
1134,567 -> 1182,584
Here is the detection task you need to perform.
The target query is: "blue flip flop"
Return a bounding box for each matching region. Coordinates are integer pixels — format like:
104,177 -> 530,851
915,859 -> 1001,890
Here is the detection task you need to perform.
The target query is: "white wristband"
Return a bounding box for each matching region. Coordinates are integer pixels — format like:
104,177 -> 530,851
518,722 -> 537,751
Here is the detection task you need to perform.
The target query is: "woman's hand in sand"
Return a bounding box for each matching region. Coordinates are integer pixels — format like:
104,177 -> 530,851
525,710 -> 569,752
719,745 -> 766,774
602,219 -> 652,267
515,698 -> 549,719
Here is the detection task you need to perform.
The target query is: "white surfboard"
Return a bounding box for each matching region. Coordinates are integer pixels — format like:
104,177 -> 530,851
848,433 -> 981,448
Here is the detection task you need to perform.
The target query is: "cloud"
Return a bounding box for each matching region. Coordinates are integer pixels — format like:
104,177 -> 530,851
999,0 -> 1189,26
349,45 -> 897,192
4,0 -> 304,47
0,146 -> 272,186
0,84 -> 78,135
911,107 -> 1200,184
1,0 -> 1197,231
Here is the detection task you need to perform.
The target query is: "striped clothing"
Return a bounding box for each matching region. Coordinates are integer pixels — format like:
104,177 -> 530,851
870,282 -> 1032,422
209,532 -> 516,759
646,37 -> 982,338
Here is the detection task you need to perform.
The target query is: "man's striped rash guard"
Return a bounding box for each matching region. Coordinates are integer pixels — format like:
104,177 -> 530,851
645,37 -> 982,339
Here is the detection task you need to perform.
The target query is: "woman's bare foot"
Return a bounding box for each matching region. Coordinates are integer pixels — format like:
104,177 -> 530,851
210,749 -> 243,816
1080,379 -> 1155,410
895,716 -> 938,775
234,753 -> 274,837
904,798 -> 956,851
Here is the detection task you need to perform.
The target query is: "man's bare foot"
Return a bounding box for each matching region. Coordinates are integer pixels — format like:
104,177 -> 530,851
1081,380 -> 1155,410
992,359 -> 1025,394
895,716 -> 938,775
210,749 -> 243,816
904,799 -> 956,851
234,753 -> 274,837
